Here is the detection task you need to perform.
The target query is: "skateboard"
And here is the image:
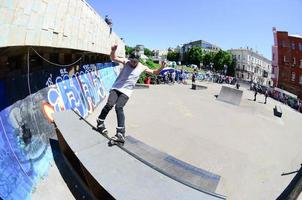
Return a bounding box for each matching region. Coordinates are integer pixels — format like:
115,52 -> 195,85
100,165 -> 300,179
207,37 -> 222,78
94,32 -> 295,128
108,137 -> 125,146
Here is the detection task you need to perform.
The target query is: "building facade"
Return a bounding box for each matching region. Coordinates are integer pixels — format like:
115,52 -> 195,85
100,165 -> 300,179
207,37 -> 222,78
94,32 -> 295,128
228,48 -> 273,86
272,28 -> 302,98
0,0 -> 125,56
180,40 -> 221,61
151,49 -> 168,63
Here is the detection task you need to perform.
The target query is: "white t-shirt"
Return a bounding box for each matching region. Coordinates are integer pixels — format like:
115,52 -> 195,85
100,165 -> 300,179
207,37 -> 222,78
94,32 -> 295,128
111,61 -> 147,97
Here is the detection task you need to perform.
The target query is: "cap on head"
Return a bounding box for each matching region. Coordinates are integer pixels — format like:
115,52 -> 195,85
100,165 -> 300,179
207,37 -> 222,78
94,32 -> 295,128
128,53 -> 140,61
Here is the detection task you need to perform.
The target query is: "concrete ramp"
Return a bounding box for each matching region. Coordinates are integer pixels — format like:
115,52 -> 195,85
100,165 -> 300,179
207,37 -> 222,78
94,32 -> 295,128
53,110 -> 226,200
135,83 -> 150,89
192,83 -> 208,90
217,86 -> 243,106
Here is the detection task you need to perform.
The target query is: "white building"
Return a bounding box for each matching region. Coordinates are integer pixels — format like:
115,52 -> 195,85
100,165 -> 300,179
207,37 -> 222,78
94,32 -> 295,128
151,49 -> 168,63
228,48 -> 273,87
180,40 -> 221,61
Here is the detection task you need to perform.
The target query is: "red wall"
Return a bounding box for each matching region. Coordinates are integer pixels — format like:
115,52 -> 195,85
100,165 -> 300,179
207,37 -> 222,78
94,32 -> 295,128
276,31 -> 302,98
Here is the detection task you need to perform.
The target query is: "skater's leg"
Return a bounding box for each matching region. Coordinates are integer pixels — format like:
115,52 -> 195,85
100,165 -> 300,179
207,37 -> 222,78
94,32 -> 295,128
98,90 -> 118,120
108,93 -> 129,144
115,93 -> 129,128
97,90 -> 118,133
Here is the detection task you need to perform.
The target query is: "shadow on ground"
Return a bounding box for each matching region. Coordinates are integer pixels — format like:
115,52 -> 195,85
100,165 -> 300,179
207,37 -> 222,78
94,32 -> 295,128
49,139 -> 96,200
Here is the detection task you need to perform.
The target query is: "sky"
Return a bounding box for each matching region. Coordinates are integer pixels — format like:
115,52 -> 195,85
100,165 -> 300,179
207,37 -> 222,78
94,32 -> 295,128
87,0 -> 302,59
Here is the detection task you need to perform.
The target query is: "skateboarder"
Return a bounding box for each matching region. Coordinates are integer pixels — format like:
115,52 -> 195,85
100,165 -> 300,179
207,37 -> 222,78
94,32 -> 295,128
96,45 -> 166,144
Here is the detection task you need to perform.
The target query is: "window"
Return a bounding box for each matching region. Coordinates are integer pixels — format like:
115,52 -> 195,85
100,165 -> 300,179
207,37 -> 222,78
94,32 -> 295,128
284,56 -> 287,62
281,40 -> 286,48
300,60 -> 302,68
300,75 -> 302,84
243,65 -> 245,71
238,55 -> 241,60
291,42 -> 295,50
293,57 -> 296,65
299,43 -> 302,51
291,72 -> 296,82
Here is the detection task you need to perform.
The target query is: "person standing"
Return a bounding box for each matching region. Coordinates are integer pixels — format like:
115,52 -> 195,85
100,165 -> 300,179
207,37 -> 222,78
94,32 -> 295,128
96,45 -> 166,143
264,89 -> 268,104
105,15 -> 113,34
254,84 -> 258,101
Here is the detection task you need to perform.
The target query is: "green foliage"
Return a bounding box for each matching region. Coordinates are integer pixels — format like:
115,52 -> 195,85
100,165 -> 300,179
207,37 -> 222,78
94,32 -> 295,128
227,58 -> 236,76
167,51 -> 180,62
213,50 -> 225,71
144,48 -> 152,57
137,59 -> 160,84
125,46 -> 134,55
182,45 -> 236,76
187,46 -> 203,65
202,52 -> 215,66
210,50 -> 236,76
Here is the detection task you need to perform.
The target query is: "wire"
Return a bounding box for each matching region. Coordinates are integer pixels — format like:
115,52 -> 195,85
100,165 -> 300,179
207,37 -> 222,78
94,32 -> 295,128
30,47 -> 85,67
27,48 -> 41,136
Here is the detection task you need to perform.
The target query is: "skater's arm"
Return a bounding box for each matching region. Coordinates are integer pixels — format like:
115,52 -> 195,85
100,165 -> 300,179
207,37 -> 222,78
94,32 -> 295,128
145,61 -> 166,75
110,45 -> 127,65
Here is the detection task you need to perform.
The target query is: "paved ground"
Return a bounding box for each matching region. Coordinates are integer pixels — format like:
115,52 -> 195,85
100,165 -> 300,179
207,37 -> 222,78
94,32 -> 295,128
31,163 -> 75,200
87,81 -> 302,200
32,81 -> 302,200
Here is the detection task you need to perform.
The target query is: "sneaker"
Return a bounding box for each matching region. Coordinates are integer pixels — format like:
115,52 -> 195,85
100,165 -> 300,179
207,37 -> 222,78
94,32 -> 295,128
96,119 -> 108,135
111,127 -> 125,143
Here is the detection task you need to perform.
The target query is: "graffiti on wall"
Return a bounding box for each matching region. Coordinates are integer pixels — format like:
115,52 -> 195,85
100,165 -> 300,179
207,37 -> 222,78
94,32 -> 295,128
0,62 -> 118,200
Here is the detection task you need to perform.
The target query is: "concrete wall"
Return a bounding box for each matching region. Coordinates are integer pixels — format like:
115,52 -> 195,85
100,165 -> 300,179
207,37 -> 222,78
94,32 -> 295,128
0,0 -> 125,57
0,62 -> 118,199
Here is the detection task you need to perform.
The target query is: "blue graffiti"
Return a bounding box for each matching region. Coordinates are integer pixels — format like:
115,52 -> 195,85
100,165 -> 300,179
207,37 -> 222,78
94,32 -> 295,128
0,62 -> 118,200
46,62 -> 118,118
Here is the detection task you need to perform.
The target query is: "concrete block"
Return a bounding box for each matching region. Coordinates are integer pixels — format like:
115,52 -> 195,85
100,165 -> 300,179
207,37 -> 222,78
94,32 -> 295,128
12,10 -> 30,27
1,0 -> 13,9
217,86 -> 243,106
8,25 -> 26,46
34,0 -> 47,15
25,29 -> 40,46
0,8 -> 14,24
40,29 -> 52,46
63,16 -> 72,37
0,24 -> 9,46
274,105 -> 282,117
192,83 -> 207,90
22,0 -> 33,15
28,13 -> 43,30
51,32 -> 59,47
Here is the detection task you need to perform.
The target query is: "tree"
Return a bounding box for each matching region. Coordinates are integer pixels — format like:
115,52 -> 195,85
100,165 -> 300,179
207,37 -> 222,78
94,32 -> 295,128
226,57 -> 236,77
211,50 -> 236,76
167,51 -> 180,62
125,46 -> 134,55
213,50 -> 225,71
203,52 -> 215,67
187,46 -> 203,65
144,48 -> 152,57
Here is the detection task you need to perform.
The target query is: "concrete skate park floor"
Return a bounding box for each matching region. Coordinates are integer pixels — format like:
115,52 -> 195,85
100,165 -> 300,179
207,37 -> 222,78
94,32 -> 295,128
87,81 -> 302,200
